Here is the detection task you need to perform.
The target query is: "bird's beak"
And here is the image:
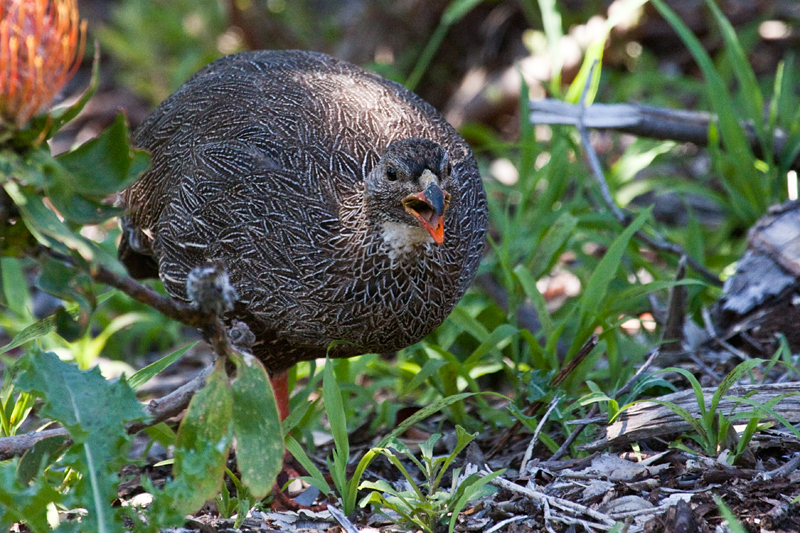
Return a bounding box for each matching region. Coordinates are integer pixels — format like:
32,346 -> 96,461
402,170 -> 451,244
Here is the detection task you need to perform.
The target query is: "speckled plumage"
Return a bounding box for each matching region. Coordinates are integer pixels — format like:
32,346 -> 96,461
119,50 -> 487,374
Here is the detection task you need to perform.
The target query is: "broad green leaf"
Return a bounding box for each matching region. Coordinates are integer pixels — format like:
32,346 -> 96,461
230,350 -> 283,499
3,182 -> 127,274
1,257 -> 32,318
0,459 -> 63,533
144,422 -> 177,449
56,112 -> 151,196
36,253 -> 95,312
2,182 -> 93,260
53,306 -> 87,343
128,342 -> 198,390
45,177 -> 122,225
17,434 -> 69,485
168,360 -> 233,515
14,348 -> 144,532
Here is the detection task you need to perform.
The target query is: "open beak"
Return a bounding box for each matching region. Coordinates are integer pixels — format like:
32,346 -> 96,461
402,179 -> 451,245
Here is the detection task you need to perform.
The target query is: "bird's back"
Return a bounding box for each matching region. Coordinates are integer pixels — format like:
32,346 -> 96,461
120,50 -> 487,373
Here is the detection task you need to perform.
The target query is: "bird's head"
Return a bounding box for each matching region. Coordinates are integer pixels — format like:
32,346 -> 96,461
365,138 -> 452,246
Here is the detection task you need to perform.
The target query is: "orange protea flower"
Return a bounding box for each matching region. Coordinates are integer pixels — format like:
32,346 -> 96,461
0,0 -> 87,128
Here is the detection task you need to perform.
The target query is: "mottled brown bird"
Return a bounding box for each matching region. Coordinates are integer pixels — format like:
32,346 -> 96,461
119,50 -> 488,417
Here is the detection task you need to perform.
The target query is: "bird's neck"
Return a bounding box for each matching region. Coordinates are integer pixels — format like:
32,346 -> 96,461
378,220 -> 434,262
347,187 -> 435,263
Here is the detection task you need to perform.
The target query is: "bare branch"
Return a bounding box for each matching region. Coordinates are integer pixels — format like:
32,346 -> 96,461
531,99 -> 796,170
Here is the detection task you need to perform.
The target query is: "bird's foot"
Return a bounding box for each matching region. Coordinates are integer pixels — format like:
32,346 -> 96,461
270,462 -> 328,511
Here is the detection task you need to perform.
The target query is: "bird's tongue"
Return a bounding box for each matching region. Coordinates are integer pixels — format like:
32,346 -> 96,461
403,193 -> 445,244
417,211 -> 444,244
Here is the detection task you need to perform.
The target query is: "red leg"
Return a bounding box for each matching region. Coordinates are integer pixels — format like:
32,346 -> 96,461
269,370 -> 327,511
270,371 -> 290,421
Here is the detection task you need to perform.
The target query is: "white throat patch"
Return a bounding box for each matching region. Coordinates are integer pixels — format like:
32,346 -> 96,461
380,220 -> 433,260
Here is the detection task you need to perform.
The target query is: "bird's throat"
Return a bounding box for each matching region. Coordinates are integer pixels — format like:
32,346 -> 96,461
380,220 -> 434,260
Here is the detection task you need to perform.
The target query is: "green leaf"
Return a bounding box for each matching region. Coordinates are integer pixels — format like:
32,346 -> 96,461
537,0 -> 564,92
48,46 -> 100,137
53,306 -> 87,343
0,291 -> 116,355
14,348 -> 144,532
56,112 -> 151,196
703,0 -> 763,134
323,356 -> 349,469
144,422 -> 176,449
463,324 -> 518,367
17,433 -> 69,485
565,0 -> 648,104
645,399 -> 711,452
400,358 -> 448,395
601,279 -> 705,317
526,212 -> 578,278
405,0 -> 482,90
0,257 -> 33,318
725,393 -> 800,440
709,359 -> 767,416
572,209 -> 650,352
128,342 -> 198,391
447,470 -> 503,533
713,495 -> 749,533
441,0 -> 482,25
513,265 -> 555,341
45,175 -> 122,225
2,181 -> 94,260
36,253 -> 94,310
0,459 -> 63,533
285,435 -> 331,494
657,367 -> 707,417
167,360 -> 233,515
230,350 -> 283,499
650,0 -> 763,220
37,112 -> 150,225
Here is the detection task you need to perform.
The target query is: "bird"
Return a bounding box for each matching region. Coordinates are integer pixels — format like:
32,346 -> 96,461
118,50 -> 488,419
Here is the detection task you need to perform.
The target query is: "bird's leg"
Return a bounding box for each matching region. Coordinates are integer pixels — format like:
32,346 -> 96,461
270,371 -> 291,421
270,371 -> 327,511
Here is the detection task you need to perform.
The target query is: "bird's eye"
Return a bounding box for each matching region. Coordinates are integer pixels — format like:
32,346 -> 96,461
386,166 -> 397,181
